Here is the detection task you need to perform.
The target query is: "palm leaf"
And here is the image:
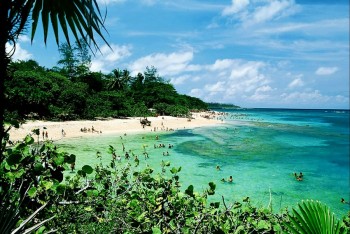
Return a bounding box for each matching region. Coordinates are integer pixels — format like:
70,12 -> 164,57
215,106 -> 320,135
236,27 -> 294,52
30,0 -> 108,49
285,200 -> 346,234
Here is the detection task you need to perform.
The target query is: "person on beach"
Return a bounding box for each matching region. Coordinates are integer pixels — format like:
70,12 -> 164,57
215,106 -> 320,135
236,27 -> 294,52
45,131 -> 48,139
42,131 -> 45,140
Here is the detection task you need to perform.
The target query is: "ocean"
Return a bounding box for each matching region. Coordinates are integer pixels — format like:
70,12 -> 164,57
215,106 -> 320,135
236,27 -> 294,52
57,108 -> 350,217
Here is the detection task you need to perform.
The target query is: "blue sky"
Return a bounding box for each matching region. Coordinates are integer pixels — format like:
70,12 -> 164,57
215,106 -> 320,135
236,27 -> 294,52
9,0 -> 349,109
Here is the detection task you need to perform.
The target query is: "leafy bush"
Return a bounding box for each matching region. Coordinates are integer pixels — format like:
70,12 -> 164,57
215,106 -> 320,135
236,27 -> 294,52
2,133 -> 348,233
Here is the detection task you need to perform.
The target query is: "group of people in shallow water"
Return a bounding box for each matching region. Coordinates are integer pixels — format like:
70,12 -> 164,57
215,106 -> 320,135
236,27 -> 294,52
216,166 -> 234,183
294,172 -> 304,181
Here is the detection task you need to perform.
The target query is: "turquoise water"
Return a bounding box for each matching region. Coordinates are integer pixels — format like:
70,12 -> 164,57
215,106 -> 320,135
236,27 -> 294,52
57,109 -> 350,217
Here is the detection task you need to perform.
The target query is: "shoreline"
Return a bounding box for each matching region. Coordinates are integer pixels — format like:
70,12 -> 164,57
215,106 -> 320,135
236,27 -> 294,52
8,111 -> 224,143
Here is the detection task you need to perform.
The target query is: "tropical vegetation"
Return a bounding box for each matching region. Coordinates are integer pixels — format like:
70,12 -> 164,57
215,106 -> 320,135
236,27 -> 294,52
0,134 -> 349,233
5,58 -> 208,121
1,0 -> 349,233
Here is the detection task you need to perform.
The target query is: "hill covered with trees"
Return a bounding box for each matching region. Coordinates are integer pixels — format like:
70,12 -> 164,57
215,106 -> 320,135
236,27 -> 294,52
4,41 -> 208,122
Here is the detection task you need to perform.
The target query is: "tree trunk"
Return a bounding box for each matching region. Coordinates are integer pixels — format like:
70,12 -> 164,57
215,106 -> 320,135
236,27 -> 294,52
0,0 -> 10,160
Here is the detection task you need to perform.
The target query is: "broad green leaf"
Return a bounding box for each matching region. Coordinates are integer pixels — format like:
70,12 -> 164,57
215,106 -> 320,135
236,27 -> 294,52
28,187 -> 37,198
42,181 -> 53,190
25,135 -> 34,144
55,184 -> 66,194
53,155 -> 65,166
65,154 -> 76,164
32,128 -> 40,135
6,152 -> 22,166
152,227 -> 162,234
170,167 -> 178,174
185,185 -> 194,197
82,165 -> 93,174
77,170 -> 86,177
35,226 -> 46,234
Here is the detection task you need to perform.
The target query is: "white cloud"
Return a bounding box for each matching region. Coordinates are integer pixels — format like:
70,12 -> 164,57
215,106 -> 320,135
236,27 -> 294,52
222,0 -> 299,27
335,95 -> 348,103
6,43 -> 32,61
129,51 -> 195,76
280,90 -> 330,104
256,85 -> 273,92
189,59 -> 270,102
170,75 -> 191,85
90,44 -> 131,72
250,0 -> 295,24
315,66 -> 339,76
189,88 -> 204,98
288,77 -> 304,88
222,0 -> 250,16
18,35 -> 30,43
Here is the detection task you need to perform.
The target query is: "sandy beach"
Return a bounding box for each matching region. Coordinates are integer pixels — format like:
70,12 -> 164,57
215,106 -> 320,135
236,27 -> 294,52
8,111 -> 223,143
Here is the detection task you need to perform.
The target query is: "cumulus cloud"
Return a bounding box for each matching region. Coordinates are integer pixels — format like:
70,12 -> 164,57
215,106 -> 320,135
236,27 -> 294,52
315,66 -> 338,76
90,44 -> 131,72
6,43 -> 32,61
129,51 -> 196,76
222,0 -> 250,16
189,88 -> 204,99
170,75 -> 191,85
18,35 -> 30,43
191,59 -> 270,103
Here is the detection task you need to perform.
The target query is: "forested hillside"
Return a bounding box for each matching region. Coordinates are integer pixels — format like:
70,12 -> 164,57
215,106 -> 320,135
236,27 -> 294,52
4,41 -> 208,122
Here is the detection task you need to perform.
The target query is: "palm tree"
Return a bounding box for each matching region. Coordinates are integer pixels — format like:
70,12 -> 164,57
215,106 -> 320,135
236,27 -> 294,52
108,69 -> 131,91
122,69 -> 132,87
0,0 -> 109,159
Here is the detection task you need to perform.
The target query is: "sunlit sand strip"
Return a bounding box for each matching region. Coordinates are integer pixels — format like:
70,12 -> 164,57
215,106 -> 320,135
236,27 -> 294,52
8,112 -> 225,143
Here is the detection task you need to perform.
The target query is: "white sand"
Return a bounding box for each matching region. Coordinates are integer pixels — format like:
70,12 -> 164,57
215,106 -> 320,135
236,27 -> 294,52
8,112 -> 224,142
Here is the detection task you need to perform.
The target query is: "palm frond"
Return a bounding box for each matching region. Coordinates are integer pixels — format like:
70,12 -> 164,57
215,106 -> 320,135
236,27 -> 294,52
30,0 -> 108,49
284,200 -> 346,234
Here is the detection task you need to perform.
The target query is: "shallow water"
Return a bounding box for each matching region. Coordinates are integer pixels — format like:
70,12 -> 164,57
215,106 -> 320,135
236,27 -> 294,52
57,109 -> 350,217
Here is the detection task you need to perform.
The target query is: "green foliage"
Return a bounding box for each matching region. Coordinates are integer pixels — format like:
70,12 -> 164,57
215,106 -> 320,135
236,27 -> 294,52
207,102 -> 240,109
5,60 -> 209,121
1,134 -> 349,233
0,131 -> 75,233
284,200 -> 347,234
